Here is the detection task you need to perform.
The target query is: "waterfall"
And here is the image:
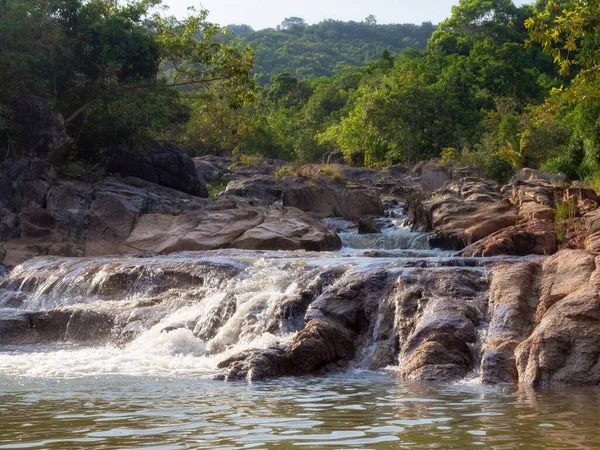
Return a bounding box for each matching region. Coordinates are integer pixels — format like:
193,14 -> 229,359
0,205 -> 517,382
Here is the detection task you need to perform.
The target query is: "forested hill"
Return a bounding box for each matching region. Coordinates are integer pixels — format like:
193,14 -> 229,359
225,19 -> 436,84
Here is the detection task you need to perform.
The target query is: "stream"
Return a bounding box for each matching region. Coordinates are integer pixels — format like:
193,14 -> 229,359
0,205 -> 598,449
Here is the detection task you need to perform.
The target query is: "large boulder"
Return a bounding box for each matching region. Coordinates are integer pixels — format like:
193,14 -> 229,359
218,268 -> 395,380
480,261 -> 540,384
283,183 -> 383,219
408,178 -> 517,250
458,219 -> 557,257
224,175 -> 297,203
148,142 -> 208,197
395,268 -> 487,381
515,250 -> 600,386
1,96 -> 72,159
104,146 -> 159,184
104,142 -> 208,197
124,201 -> 342,254
510,168 -> 568,185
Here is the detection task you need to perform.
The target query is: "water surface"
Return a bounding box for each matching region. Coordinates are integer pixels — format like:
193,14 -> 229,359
1,371 -> 599,449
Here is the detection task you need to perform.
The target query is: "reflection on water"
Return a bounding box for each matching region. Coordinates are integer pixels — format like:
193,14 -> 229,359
0,371 -> 599,449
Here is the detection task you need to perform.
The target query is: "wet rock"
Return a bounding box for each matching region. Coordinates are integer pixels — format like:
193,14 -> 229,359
458,219 -> 557,257
0,309 -> 114,345
283,183 -> 383,219
357,217 -> 380,234
395,268 -> 487,381
481,261 -> 540,384
219,268 -> 394,380
218,319 -> 355,380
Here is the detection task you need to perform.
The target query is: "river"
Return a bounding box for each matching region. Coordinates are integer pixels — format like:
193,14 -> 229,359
0,205 -> 598,449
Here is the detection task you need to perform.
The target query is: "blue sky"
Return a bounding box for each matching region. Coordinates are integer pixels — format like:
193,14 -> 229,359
162,0 -> 533,30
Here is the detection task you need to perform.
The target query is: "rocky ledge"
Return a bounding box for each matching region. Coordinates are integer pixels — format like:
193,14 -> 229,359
216,247 -> 600,386
0,157 -> 341,267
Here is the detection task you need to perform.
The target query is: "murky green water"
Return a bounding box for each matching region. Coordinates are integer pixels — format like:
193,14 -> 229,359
1,371 -> 599,449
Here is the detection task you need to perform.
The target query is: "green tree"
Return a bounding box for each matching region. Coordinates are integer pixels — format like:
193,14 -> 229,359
0,0 -> 254,159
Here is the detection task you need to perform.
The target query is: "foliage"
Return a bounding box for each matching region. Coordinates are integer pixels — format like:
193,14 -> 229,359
274,166 -> 295,178
526,0 -> 600,83
0,0 -> 254,160
225,20 -> 435,84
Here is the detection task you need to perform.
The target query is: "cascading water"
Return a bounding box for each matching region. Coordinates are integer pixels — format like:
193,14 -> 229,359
0,203 -> 519,380
2,207 -> 598,449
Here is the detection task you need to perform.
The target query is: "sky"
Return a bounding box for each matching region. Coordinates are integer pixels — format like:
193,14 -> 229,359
162,0 -> 533,30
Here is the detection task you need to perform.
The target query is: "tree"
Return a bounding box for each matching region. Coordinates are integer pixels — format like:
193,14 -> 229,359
0,0 -> 255,159
363,15 -> 377,26
526,0 -> 600,84
280,17 -> 306,30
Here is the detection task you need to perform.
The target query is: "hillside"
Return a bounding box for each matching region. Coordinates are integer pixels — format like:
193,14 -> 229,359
225,19 -> 436,84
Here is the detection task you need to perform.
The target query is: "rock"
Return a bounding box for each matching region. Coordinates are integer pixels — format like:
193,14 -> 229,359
395,268 -> 487,381
0,159 -> 56,211
583,209 -> 600,252
1,95 -> 72,159
219,268 -> 394,380
510,168 -> 568,185
322,151 -> 345,165
412,160 -> 450,191
124,200 -> 341,254
224,175 -> 294,203
283,183 -> 383,219
193,156 -> 232,184
232,206 -> 342,251
511,180 -> 560,222
383,164 -> 409,178
409,178 -> 517,250
451,166 -> 482,180
0,164 -> 343,265
357,217 -> 380,234
481,261 -> 540,384
104,146 -> 159,184
0,309 -> 114,345
148,142 -> 208,197
516,282 -> 600,386
218,319 -> 355,380
104,142 -> 208,197
534,249 -> 596,322
458,219 -> 557,257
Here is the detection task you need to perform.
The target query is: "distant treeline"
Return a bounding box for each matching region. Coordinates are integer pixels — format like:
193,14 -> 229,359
224,18 -> 436,84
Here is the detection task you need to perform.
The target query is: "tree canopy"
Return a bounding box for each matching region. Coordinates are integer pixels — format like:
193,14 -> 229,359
0,0 -> 254,158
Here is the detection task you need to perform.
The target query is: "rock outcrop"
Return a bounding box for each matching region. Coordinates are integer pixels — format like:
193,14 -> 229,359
408,178 -> 518,250
0,159 -> 341,266
104,142 -> 208,197
283,183 -> 383,219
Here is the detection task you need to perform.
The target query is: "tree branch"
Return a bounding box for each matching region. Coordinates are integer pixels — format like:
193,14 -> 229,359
65,76 -> 232,124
